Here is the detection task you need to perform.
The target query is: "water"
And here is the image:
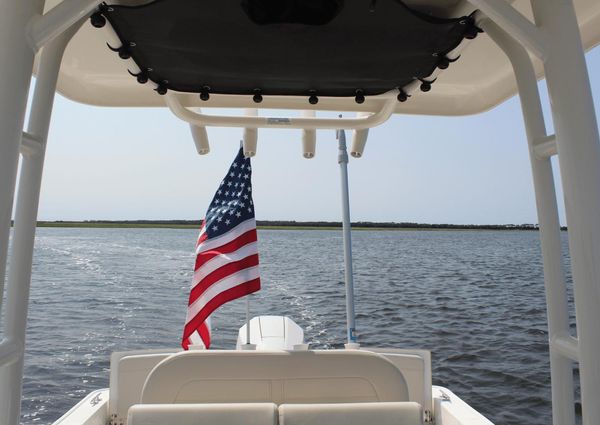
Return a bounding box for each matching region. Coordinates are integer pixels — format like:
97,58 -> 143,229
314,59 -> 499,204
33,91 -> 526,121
15,228 -> 577,424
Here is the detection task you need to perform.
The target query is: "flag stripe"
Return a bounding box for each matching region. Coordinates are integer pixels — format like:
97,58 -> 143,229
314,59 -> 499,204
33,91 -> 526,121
193,241 -> 258,287
199,320 -> 211,342
196,219 -> 207,245
186,265 -> 260,324
194,229 -> 257,270
189,253 -> 259,304
183,278 -> 261,340
196,218 -> 256,254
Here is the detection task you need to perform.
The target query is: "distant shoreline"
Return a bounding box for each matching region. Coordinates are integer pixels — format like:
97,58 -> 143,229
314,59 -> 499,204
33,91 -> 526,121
33,220 -> 566,231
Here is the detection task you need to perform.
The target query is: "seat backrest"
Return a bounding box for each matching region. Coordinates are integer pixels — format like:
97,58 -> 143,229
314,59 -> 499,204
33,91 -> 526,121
279,402 -> 423,425
141,350 -> 409,405
109,350 -> 175,424
362,348 -> 432,419
127,403 -> 278,425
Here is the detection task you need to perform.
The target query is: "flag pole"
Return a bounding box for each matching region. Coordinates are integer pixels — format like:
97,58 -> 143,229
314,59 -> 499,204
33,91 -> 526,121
337,128 -> 358,348
246,295 -> 251,344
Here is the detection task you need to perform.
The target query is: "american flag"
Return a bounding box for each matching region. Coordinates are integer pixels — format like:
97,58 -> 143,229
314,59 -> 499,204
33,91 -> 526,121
182,147 -> 261,349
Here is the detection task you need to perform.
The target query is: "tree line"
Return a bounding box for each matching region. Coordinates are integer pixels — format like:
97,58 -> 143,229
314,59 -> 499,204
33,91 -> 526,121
34,220 -> 567,231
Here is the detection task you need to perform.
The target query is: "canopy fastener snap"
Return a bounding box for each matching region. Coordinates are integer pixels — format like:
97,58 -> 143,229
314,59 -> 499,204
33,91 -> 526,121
107,43 -> 131,60
253,89 -> 263,103
90,12 -> 105,28
200,86 -> 211,101
462,18 -> 482,40
419,78 -> 436,92
155,82 -> 168,95
464,25 -> 480,39
437,57 -> 450,69
397,90 -> 409,102
355,89 -> 365,104
128,69 -> 148,84
438,54 -> 460,70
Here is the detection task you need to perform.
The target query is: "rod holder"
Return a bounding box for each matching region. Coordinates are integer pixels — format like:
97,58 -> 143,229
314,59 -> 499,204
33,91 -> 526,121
350,112 -> 370,158
190,123 -> 209,155
243,109 -> 258,157
302,110 -> 317,158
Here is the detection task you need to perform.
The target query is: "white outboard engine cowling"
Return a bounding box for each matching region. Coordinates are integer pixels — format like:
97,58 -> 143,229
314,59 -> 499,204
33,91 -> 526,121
236,316 -> 304,350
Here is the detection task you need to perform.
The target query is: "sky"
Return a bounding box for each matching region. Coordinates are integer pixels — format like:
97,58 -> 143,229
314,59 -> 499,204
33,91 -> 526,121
31,47 -> 600,225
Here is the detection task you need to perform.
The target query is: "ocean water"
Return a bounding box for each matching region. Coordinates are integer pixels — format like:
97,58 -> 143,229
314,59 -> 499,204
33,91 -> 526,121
12,228 -> 578,424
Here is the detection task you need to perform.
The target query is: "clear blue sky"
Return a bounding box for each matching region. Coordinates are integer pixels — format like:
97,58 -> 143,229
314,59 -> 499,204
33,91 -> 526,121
34,47 -> 600,225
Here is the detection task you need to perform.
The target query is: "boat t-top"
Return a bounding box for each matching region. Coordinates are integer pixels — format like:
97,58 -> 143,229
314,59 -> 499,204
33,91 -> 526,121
1,0 -> 600,424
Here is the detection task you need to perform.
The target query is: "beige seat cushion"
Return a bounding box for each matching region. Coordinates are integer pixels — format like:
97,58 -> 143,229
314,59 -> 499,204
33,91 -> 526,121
127,403 -> 278,425
141,350 -> 409,405
279,402 -> 423,425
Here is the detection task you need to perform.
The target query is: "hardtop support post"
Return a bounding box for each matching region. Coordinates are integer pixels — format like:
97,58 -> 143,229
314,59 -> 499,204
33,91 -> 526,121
0,0 -> 43,329
482,19 -> 575,425
0,25 -> 77,425
467,0 -> 548,60
531,1 -> 600,424
27,0 -> 100,52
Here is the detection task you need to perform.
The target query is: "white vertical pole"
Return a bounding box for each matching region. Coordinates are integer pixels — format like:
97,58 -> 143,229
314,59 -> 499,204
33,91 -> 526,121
337,129 -> 357,346
246,296 -> 251,344
482,20 -> 575,425
531,1 -> 600,424
0,0 -> 43,324
0,26 -> 76,425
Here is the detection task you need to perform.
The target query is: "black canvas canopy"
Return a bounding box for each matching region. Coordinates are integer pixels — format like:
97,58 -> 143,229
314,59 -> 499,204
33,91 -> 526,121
96,0 -> 478,100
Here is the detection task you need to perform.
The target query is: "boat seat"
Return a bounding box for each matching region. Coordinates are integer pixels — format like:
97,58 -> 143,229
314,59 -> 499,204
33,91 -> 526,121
127,403 -> 278,425
279,402 -> 423,425
141,350 -> 410,405
363,348 -> 432,418
109,350 -> 176,424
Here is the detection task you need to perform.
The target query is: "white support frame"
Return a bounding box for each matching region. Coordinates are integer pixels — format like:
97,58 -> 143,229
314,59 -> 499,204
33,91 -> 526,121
0,13 -> 81,425
533,134 -> 557,160
0,342 -> 20,369
530,2 -> 600,424
482,19 -> 575,425
551,334 -> 580,362
27,0 -> 101,52
19,132 -> 45,157
468,0 -> 548,60
479,0 -> 600,424
165,89 -> 400,131
0,0 -> 44,343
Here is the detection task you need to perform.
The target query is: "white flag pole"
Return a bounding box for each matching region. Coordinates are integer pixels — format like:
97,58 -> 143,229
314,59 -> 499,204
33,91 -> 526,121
246,295 -> 251,344
240,295 -> 256,350
337,128 -> 358,348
